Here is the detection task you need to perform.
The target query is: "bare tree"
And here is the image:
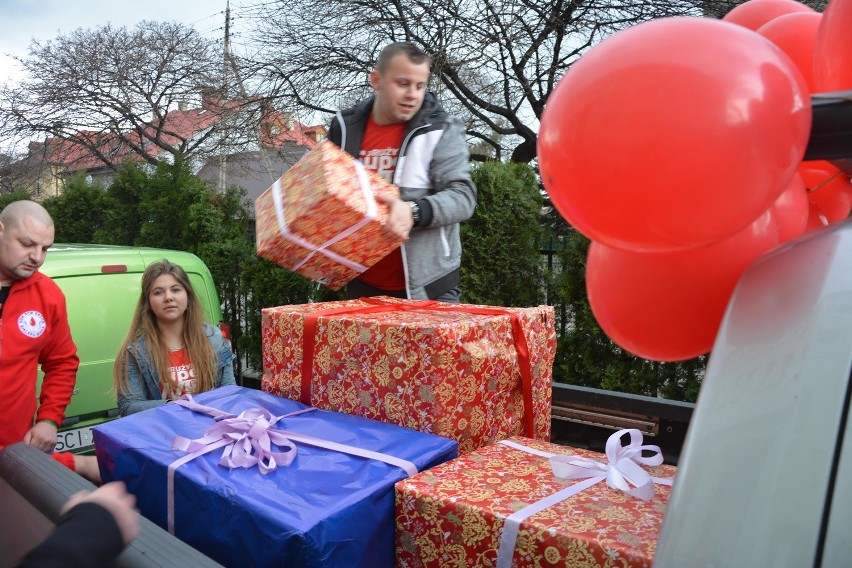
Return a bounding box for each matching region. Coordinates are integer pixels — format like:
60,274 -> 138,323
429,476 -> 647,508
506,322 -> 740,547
0,20 -> 268,178
237,0 -> 726,163
240,0 -> 830,163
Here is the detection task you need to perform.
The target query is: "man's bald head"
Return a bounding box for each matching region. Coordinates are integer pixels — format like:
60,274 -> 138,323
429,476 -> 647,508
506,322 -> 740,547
0,200 -> 54,231
0,200 -> 55,284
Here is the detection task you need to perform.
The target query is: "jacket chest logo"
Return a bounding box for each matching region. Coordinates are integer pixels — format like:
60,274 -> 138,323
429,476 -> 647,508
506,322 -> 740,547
18,310 -> 47,338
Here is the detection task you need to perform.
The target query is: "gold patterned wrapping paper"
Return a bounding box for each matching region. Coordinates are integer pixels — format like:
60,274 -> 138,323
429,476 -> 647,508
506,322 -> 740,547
261,297 -> 556,454
255,139 -> 403,290
395,436 -> 677,568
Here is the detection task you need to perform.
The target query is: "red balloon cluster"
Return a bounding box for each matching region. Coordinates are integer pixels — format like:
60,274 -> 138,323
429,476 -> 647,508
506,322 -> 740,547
731,0 -> 852,226
538,0 -> 852,362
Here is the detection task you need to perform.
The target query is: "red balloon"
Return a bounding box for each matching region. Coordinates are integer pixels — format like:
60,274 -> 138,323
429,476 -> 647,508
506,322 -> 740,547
538,17 -> 811,252
772,173 -> 809,241
757,12 -> 823,93
799,161 -> 852,222
805,201 -> 830,230
723,0 -> 815,31
814,0 -> 852,91
586,211 -> 781,361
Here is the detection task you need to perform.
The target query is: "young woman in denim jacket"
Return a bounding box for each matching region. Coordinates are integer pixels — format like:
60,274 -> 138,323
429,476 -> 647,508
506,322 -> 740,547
113,260 -> 235,416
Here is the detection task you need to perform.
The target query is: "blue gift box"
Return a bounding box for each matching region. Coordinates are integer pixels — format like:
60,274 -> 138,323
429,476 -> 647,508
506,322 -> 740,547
93,385 -> 458,568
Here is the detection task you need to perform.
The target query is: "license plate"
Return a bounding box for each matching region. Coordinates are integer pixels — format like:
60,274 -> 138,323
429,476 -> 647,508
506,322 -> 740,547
54,426 -> 95,453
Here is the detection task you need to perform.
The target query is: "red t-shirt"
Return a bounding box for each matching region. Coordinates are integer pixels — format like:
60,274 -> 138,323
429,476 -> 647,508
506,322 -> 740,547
357,116 -> 406,291
161,348 -> 196,400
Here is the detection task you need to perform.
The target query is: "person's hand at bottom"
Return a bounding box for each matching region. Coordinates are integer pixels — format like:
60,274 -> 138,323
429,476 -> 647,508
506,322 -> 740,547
63,481 -> 140,545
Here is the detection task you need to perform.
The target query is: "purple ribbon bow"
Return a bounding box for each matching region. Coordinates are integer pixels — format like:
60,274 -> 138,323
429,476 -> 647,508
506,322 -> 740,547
165,395 -> 316,533
164,393 -> 419,535
171,396 -> 315,474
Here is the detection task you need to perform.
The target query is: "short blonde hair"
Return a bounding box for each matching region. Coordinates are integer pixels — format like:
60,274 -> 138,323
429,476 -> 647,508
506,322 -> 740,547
376,42 -> 430,73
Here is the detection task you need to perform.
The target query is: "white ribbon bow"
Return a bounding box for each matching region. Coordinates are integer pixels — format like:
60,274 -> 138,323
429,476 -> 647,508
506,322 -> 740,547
549,428 -> 664,501
495,430 -> 672,568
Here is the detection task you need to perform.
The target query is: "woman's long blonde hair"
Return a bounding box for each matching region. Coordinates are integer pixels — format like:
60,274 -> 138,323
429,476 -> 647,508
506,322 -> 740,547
113,259 -> 217,396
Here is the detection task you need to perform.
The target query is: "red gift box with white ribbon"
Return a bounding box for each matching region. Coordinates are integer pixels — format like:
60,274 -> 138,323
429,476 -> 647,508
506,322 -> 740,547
395,429 -> 676,567
255,140 -> 404,290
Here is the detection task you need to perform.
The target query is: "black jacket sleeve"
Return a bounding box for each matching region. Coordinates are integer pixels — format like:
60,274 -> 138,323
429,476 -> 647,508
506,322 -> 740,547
16,502 -> 124,568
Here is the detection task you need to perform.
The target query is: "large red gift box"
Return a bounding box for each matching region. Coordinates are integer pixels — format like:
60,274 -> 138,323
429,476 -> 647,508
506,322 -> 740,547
395,434 -> 677,567
255,139 -> 404,290
261,297 -> 556,454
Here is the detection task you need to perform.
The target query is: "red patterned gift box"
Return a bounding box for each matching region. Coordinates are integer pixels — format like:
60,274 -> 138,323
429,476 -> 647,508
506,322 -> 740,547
395,433 -> 677,568
255,139 -> 404,290
261,296 -> 556,454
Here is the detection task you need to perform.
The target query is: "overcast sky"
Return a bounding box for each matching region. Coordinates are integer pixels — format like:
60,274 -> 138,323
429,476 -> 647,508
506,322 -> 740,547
0,0 -> 234,83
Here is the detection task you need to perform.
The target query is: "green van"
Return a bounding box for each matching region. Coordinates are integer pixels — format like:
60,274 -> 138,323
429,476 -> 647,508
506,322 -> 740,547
36,244 -> 230,454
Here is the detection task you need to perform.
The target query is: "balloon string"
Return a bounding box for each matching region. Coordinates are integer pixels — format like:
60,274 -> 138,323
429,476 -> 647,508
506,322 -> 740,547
806,170 -> 844,194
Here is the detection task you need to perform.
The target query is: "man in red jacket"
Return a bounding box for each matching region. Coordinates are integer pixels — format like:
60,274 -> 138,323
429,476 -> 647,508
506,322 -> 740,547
0,200 -> 79,467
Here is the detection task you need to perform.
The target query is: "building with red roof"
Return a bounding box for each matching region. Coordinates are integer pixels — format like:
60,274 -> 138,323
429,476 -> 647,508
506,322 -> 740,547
12,89 -> 325,202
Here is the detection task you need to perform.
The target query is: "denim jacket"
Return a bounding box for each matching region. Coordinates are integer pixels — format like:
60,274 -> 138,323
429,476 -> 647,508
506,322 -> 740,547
116,323 -> 236,416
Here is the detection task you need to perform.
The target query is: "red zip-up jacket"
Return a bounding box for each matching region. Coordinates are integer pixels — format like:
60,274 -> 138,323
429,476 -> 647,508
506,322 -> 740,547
0,271 -> 79,447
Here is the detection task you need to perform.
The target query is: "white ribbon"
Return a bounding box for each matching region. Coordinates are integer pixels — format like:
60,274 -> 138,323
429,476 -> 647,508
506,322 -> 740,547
496,430 -> 674,568
271,159 -> 377,275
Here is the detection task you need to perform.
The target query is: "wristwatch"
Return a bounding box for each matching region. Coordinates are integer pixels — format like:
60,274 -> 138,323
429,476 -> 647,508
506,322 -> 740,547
407,200 -> 421,225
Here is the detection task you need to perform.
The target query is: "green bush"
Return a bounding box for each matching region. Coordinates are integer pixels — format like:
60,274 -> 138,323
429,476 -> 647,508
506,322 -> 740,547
461,160 -> 544,307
